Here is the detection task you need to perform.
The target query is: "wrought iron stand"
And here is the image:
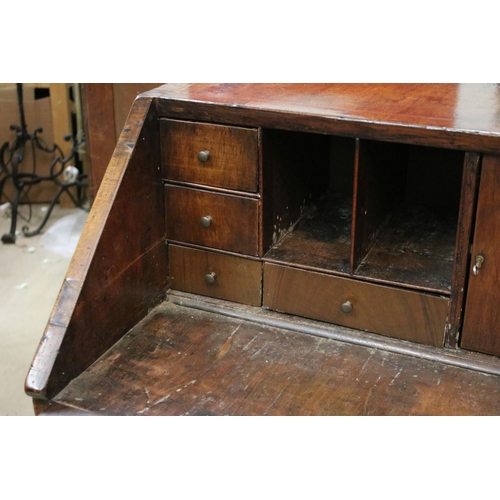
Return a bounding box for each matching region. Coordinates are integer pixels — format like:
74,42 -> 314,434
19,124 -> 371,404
0,83 -> 88,243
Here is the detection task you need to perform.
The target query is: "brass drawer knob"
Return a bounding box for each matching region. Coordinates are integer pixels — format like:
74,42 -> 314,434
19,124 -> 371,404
200,215 -> 212,228
204,272 -> 217,285
197,150 -> 211,163
341,301 -> 353,314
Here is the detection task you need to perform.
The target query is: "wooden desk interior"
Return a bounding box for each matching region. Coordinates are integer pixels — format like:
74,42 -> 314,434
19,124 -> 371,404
26,84 -> 500,416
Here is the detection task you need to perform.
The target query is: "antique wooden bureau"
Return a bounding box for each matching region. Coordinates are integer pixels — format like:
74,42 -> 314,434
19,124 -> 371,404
26,84 -> 500,415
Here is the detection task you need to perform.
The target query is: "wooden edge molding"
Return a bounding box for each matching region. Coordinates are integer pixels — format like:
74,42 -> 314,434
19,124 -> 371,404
168,290 -> 500,377
154,99 -> 500,155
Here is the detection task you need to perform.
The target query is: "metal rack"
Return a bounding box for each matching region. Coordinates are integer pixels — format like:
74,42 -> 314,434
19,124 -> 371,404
0,83 -> 88,243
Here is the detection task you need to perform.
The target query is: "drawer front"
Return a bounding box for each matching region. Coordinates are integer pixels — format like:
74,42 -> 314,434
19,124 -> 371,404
165,185 -> 259,256
263,263 -> 449,347
160,119 -> 259,192
169,245 -> 262,306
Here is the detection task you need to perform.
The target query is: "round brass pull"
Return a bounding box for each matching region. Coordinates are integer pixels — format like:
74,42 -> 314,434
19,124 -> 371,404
204,272 -> 217,285
200,215 -> 212,228
341,301 -> 353,314
197,150 -> 211,163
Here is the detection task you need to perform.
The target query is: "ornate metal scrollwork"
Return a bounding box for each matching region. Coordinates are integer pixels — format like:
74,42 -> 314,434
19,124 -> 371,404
0,83 -> 88,243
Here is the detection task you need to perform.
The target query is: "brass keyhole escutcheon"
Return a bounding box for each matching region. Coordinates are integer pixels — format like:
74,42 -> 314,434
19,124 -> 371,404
198,150 -> 211,163
200,216 -> 212,228
205,272 -> 217,285
473,254 -> 485,276
341,301 -> 353,314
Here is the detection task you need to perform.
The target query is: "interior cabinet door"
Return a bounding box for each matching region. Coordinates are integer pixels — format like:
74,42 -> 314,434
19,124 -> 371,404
461,154 -> 500,356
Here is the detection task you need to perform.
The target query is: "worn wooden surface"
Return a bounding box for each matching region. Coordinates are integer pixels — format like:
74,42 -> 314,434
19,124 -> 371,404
461,154 -> 500,356
352,139 -> 408,272
263,263 -> 448,347
264,193 -> 352,275
354,204 -> 457,293
352,142 -> 465,293
165,184 -> 259,255
53,300 -> 500,416
25,96 -> 168,400
33,399 -> 94,416
148,83 -> 500,153
169,244 -> 262,306
27,84 -> 500,414
160,119 -> 259,192
261,129 -> 329,251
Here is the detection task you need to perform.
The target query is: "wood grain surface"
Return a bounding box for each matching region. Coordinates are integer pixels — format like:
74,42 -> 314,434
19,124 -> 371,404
53,301 -> 500,416
263,263 -> 449,347
165,184 -> 260,255
264,193 -> 352,275
148,83 -> 500,152
26,84 -> 500,414
169,244 -> 262,306
25,96 -> 169,400
160,119 -> 259,192
461,154 -> 500,355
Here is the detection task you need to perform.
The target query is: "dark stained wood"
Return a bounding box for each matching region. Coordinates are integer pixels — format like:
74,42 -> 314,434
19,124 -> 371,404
169,244 -> 262,306
148,83 -> 500,153
263,263 -> 449,347
261,129 -> 330,252
461,154 -> 500,356
352,139 -> 408,272
354,204 -> 457,294
160,119 -> 259,192
353,143 -> 465,293
264,193 -> 352,275
263,134 -> 355,273
25,96 -> 168,400
446,152 -> 481,347
404,146 -> 464,211
165,184 -> 259,255
53,301 -> 500,416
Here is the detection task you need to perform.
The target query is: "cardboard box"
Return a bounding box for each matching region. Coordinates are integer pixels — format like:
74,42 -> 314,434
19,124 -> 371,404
0,83 -> 62,203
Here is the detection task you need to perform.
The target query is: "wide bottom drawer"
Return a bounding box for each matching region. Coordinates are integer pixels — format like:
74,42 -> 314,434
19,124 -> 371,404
169,245 -> 262,306
263,263 -> 449,347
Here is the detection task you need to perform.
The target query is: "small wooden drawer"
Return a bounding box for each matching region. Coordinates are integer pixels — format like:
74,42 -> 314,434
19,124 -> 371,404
165,185 -> 259,256
160,119 -> 259,192
169,244 -> 262,306
263,263 -> 449,347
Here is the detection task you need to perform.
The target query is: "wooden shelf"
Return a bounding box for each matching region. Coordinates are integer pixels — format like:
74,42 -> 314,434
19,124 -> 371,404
354,203 -> 457,294
264,193 -> 352,275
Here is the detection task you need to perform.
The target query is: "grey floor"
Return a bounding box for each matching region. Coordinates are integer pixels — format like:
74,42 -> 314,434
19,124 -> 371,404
0,204 -> 87,416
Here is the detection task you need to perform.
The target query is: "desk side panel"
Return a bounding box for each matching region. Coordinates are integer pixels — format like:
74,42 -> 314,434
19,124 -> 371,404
26,96 -> 168,400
